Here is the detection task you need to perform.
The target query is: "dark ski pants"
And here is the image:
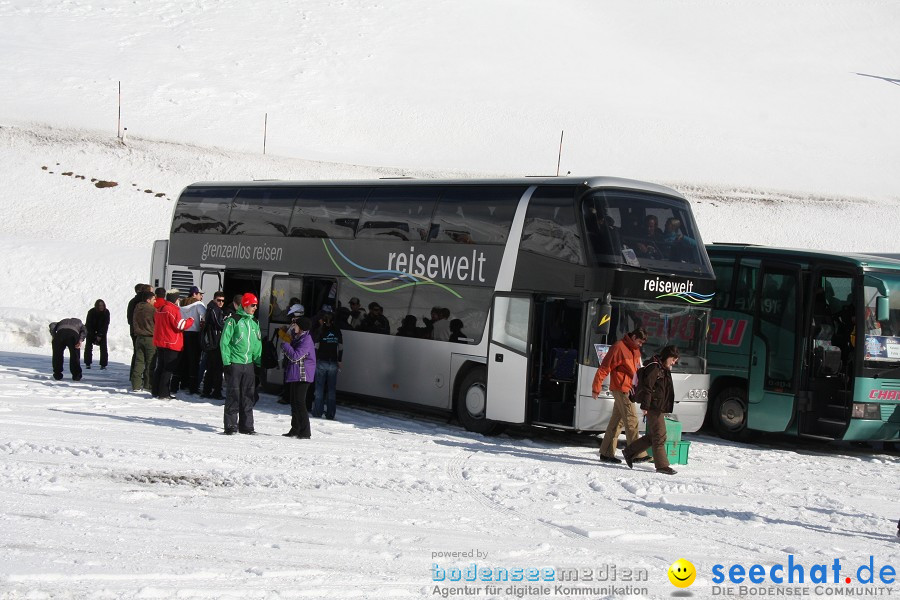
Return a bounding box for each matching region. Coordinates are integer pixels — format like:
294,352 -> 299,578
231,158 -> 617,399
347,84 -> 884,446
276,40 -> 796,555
624,409 -> 670,470
201,349 -> 223,397
179,331 -> 201,393
52,329 -> 82,381
288,381 -> 311,438
84,336 -> 107,368
224,363 -> 256,433
152,348 -> 180,398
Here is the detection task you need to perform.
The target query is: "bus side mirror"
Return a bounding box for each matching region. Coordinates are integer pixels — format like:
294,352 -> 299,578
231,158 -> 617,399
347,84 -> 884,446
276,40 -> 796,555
876,296 -> 890,323
594,302 -> 612,335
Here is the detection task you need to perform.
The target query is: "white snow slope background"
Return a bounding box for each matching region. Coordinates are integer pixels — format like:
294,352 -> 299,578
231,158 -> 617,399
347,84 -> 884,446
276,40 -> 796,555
0,1 -> 899,599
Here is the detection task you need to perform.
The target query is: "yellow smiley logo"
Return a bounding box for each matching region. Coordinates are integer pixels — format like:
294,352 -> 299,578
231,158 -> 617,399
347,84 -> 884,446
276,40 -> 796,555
668,559 -> 696,588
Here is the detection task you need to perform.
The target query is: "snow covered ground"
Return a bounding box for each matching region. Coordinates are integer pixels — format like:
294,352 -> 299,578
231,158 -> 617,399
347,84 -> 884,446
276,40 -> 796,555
1,0 -> 899,597
1,351 -> 897,599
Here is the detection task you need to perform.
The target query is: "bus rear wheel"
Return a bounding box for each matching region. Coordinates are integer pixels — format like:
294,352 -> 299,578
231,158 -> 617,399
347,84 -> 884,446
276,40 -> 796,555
713,386 -> 751,441
456,367 -> 503,436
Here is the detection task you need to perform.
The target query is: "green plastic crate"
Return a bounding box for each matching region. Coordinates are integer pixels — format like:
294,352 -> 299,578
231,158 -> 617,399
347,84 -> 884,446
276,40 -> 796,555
647,440 -> 691,465
663,417 -> 682,444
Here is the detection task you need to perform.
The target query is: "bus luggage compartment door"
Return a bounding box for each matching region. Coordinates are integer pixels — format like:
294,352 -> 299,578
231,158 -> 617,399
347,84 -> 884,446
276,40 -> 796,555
486,295 -> 532,424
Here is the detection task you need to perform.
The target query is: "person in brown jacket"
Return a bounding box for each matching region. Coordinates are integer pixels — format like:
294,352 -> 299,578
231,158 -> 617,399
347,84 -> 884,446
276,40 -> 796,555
624,345 -> 679,475
130,290 -> 156,392
592,327 -> 650,464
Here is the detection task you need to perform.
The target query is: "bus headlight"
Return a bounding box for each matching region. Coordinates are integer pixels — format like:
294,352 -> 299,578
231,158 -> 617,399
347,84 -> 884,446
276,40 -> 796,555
851,403 -> 881,420
686,389 -> 708,400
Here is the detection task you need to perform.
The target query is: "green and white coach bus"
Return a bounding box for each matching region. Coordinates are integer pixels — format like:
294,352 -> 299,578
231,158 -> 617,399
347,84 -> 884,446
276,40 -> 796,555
152,177 -> 715,434
706,244 -> 900,442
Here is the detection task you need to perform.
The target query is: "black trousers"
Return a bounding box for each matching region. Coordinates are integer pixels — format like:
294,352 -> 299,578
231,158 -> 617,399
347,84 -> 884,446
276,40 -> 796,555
224,363 -> 256,433
288,381 -> 311,438
151,348 -> 180,398
84,335 -> 108,367
202,349 -> 223,397
52,329 -> 82,380
179,331 -> 201,393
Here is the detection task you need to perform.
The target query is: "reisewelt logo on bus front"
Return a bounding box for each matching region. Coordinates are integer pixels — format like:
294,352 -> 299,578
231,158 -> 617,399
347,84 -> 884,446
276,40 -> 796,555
643,276 -> 715,305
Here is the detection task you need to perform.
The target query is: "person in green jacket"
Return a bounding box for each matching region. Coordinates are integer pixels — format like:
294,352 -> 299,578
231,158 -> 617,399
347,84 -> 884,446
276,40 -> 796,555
220,293 -> 262,435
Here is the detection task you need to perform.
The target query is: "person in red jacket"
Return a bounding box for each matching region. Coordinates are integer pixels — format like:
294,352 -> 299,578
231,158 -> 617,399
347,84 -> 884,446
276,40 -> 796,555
592,327 -> 650,464
151,288 -> 194,399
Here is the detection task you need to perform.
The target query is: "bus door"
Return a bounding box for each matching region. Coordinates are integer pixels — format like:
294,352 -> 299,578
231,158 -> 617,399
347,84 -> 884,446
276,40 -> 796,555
486,294 -> 533,424
798,270 -> 855,438
199,270 -> 222,298
530,297 -> 582,427
150,240 -> 168,289
747,263 -> 801,432
261,272 -> 338,388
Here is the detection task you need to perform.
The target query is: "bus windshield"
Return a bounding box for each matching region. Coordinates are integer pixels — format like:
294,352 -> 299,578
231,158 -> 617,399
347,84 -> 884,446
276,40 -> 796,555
863,272 -> 900,373
586,299 -> 709,374
582,189 -> 712,277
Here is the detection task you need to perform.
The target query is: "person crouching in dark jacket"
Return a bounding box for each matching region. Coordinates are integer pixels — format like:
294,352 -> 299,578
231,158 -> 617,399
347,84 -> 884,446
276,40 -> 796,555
623,345 -> 679,475
50,318 -> 87,381
281,316 -> 316,439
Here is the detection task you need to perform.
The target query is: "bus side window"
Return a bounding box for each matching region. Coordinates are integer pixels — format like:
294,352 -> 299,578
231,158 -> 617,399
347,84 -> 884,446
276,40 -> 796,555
290,187 -> 367,239
521,186 -> 584,265
229,188 -> 298,236
171,187 -> 238,234
712,261 -> 734,309
357,188 -> 438,242
429,186 -> 523,245
733,264 -> 758,312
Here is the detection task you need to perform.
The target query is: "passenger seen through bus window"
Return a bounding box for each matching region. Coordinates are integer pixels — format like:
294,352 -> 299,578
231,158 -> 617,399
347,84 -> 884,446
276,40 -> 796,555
635,215 -> 665,259
361,302 -> 390,334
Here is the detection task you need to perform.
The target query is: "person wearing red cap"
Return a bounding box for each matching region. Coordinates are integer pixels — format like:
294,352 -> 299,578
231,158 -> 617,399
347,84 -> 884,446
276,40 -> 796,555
220,292 -> 262,435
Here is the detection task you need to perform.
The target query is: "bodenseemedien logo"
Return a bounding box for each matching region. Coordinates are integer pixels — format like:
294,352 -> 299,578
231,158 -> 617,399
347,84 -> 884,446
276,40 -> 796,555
668,559 -> 697,588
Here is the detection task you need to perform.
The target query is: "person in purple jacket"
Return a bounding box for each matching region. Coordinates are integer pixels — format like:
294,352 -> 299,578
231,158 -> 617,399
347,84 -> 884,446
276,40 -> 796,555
281,316 -> 316,439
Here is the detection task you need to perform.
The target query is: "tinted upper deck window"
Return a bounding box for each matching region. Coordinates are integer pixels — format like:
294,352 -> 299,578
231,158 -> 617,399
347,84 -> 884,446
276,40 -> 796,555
171,187 -> 237,234
520,186 -> 584,264
429,186 -> 524,245
228,188 -> 298,236
356,188 -> 439,242
289,187 -> 368,239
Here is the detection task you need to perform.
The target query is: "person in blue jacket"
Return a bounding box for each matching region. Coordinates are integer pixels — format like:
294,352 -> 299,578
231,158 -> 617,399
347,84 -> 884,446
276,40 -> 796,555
281,316 -> 316,438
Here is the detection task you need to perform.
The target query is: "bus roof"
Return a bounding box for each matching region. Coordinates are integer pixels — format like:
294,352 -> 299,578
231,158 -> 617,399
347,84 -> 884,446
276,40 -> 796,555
707,243 -> 900,271
184,176 -> 687,200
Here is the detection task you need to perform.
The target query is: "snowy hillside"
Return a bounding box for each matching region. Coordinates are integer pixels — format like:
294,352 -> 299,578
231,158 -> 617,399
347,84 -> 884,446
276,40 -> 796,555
1,124 -> 897,355
1,0 -> 899,200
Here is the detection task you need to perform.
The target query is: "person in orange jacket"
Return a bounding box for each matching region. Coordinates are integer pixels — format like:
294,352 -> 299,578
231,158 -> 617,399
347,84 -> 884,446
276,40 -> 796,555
592,327 -> 650,464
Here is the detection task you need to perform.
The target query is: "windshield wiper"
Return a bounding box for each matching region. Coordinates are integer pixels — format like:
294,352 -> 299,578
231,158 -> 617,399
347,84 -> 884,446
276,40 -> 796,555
871,365 -> 900,379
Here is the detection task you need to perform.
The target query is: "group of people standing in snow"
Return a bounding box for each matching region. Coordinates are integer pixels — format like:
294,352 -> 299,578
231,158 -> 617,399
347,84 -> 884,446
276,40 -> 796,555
48,284 -> 343,439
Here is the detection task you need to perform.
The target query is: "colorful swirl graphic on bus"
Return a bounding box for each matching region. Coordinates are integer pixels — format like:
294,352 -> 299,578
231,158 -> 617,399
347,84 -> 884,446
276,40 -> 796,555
654,291 -> 715,305
322,239 -> 462,298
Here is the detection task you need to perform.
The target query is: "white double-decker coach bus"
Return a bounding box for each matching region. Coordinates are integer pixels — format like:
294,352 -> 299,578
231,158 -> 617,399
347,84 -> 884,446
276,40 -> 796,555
152,177 -> 715,434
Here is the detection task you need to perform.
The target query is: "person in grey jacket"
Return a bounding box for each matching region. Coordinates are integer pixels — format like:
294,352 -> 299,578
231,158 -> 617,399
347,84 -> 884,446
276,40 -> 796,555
50,318 -> 87,381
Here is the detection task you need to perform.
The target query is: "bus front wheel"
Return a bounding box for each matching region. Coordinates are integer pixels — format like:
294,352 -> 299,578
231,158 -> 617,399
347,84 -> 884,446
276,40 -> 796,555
456,367 -> 503,436
713,386 -> 751,441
